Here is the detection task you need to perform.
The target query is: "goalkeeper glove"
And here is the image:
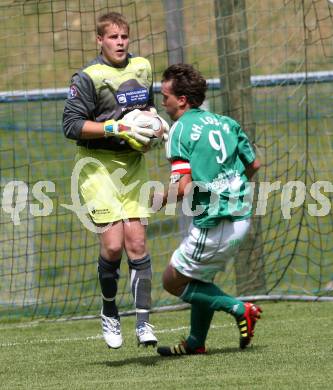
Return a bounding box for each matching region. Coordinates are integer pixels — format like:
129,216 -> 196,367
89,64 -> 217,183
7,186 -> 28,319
104,119 -> 155,152
123,109 -> 162,132
124,108 -> 170,142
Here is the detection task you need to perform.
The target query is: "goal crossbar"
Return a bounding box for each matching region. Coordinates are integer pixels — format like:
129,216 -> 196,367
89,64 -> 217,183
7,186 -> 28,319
1,70 -> 332,103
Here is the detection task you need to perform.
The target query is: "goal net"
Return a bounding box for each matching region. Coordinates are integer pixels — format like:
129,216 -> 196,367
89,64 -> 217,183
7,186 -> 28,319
0,0 -> 332,320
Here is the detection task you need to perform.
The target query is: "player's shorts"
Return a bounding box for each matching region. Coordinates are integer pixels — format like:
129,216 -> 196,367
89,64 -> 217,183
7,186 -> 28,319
170,218 -> 251,282
74,146 -> 151,224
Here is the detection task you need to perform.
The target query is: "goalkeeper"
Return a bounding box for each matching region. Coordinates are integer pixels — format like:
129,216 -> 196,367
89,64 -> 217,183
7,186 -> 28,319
154,64 -> 262,356
62,12 -> 168,349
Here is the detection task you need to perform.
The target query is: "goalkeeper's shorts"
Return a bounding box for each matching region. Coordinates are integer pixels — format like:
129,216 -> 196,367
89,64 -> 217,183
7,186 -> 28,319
170,218 -> 250,283
75,146 -> 151,224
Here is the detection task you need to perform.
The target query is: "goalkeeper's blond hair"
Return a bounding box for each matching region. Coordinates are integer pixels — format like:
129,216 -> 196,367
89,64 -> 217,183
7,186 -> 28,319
97,12 -> 129,36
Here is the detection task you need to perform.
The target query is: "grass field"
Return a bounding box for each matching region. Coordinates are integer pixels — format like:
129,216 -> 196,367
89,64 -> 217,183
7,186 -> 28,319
0,302 -> 333,390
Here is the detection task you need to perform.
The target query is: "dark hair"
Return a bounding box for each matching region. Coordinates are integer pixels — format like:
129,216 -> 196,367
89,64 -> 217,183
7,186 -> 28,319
96,12 -> 129,36
162,64 -> 207,108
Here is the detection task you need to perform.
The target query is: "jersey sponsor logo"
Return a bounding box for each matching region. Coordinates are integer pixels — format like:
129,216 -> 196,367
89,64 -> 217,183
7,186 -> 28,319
121,103 -> 147,113
116,88 -> 149,106
91,208 -> 109,215
68,85 -> 78,99
205,171 -> 243,194
117,94 -> 127,104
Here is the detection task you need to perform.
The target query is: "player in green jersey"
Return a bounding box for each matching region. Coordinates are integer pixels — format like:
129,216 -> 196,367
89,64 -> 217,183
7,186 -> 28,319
155,64 -> 262,356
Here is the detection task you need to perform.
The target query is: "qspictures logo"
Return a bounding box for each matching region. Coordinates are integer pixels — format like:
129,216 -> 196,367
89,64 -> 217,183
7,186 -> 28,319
1,157 -> 332,232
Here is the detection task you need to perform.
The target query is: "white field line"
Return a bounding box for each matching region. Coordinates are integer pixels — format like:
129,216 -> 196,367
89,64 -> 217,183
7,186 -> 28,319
1,314 -> 330,348
0,323 -> 231,348
0,335 -> 102,348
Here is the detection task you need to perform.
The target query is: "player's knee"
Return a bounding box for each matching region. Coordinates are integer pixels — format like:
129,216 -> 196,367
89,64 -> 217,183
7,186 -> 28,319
162,269 -> 177,296
125,237 -> 146,258
162,277 -> 173,294
162,265 -> 188,297
101,243 -> 123,260
163,280 -> 180,296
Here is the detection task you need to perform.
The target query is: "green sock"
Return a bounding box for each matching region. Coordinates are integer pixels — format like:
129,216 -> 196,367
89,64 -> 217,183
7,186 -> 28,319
186,302 -> 214,350
181,280 -> 245,317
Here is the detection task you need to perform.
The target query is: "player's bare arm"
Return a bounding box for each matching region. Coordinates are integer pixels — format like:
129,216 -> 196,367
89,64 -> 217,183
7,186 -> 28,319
80,120 -> 105,139
150,172 -> 192,212
245,158 -> 261,180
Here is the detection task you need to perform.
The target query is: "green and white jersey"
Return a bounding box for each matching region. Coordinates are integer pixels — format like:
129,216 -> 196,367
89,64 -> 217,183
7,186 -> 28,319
166,108 -> 256,228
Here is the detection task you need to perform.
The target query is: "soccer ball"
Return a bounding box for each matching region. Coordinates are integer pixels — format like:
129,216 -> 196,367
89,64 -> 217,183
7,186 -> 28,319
134,110 -> 164,139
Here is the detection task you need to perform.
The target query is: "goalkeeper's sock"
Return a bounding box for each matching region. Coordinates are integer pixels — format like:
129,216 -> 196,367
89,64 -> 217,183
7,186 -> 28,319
181,280 -> 245,318
186,302 -> 214,350
128,255 -> 152,325
98,255 -> 121,318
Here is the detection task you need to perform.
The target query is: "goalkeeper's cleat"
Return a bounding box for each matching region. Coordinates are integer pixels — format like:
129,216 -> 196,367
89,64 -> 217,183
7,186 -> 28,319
157,341 -> 206,357
101,312 -> 123,349
136,322 -> 158,347
236,302 -> 262,349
